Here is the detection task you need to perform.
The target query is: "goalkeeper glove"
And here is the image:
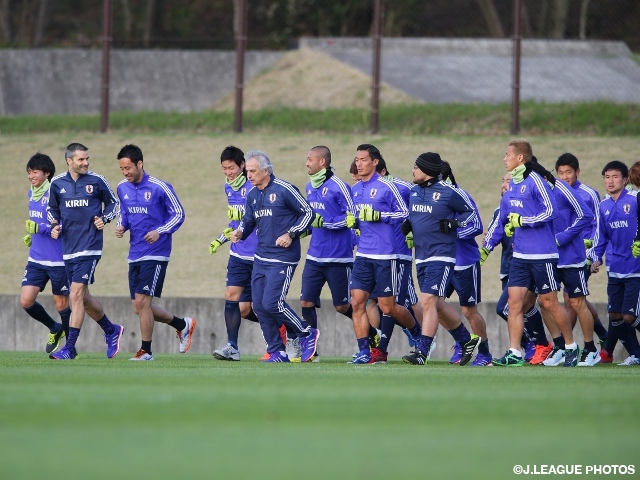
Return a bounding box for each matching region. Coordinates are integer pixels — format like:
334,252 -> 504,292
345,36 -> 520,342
359,206 -> 381,222
405,232 -> 414,249
25,220 -> 38,234
227,206 -> 243,221
223,227 -> 233,240
507,212 -> 523,228
209,238 -> 224,254
504,223 -> 516,238
345,212 -> 356,228
439,219 -> 459,234
401,220 -> 412,236
479,247 -> 490,266
632,241 -> 640,258
584,239 -> 594,249
23,234 -> 32,247
312,213 -> 324,228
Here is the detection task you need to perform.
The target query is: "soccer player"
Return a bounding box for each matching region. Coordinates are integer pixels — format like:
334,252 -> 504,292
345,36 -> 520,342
401,152 -> 479,366
115,144 -> 195,361
349,144 -> 421,364
300,145 -> 356,362
20,152 -> 70,354
592,160 -> 640,365
47,143 -> 122,360
527,161 -> 597,366
492,139 -> 580,367
482,173 -> 552,364
555,153 -> 610,357
210,145 -> 266,362
440,161 -> 493,366
228,149 -> 318,363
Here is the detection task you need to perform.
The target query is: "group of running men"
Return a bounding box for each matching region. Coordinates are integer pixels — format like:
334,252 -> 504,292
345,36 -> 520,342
21,139 -> 640,365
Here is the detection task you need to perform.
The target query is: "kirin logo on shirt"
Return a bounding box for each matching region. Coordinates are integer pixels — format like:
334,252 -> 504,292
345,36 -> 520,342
369,188 -> 377,198
144,191 -> 152,201
322,187 -> 328,196
269,193 -> 277,203
624,204 -> 631,214
432,192 -> 441,201
85,185 -> 93,194
520,185 -> 526,194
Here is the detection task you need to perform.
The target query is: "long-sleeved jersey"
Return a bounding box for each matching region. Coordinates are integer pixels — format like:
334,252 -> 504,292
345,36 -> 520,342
26,188 -> 64,268
117,173 -> 185,263
453,186 -> 483,269
551,179 -> 592,268
305,171 -> 355,263
352,173 -> 408,260
593,188 -> 640,277
409,179 -> 475,264
484,206 -> 512,280
389,176 -> 414,262
499,168 -> 558,261
239,175 -> 313,264
571,180 -> 601,262
47,171 -> 119,260
213,177 -> 258,262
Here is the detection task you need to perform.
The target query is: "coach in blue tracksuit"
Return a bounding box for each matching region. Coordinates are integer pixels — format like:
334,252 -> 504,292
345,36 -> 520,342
229,149 -> 319,363
47,142 -> 122,360
115,144 -> 195,361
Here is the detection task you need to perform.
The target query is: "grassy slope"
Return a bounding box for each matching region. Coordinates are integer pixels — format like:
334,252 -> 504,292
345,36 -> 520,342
2,132 -> 639,303
1,352 -> 638,480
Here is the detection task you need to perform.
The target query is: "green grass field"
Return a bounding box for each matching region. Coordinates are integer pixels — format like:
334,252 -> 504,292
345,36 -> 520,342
1,352 -> 638,480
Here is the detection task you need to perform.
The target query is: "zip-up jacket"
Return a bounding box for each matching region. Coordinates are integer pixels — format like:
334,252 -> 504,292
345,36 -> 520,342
571,180 -> 601,262
484,206 -> 512,280
551,179 -> 592,268
117,173 -> 185,263
454,186 -> 483,269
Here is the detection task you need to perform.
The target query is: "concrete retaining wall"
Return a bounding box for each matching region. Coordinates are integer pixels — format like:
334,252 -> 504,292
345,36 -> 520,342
1,294 -> 626,361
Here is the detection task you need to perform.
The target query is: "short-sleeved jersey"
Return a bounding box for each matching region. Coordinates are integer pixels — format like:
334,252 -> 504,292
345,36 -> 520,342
26,188 -> 64,268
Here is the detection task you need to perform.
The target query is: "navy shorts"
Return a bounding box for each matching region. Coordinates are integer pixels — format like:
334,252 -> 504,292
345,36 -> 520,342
350,257 -> 397,298
129,261 -> 168,299
508,258 -> 559,295
607,276 -> 640,315
65,258 -> 99,285
301,260 -> 352,306
558,267 -> 589,298
416,261 -> 454,297
226,256 -> 253,302
396,260 -> 418,308
447,262 -> 481,306
22,263 -> 69,296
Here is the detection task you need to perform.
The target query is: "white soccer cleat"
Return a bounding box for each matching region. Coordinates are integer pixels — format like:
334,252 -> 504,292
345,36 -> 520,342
130,349 -> 154,361
178,317 -> 196,353
286,336 -> 301,361
542,346 -> 565,366
578,350 -> 601,367
212,342 -> 240,361
618,355 -> 640,366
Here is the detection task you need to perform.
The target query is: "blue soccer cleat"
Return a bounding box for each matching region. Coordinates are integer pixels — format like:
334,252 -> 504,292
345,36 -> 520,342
449,343 -> 463,364
261,351 -> 290,363
49,345 -> 77,360
300,328 -> 319,363
349,349 -> 372,364
105,324 -> 124,359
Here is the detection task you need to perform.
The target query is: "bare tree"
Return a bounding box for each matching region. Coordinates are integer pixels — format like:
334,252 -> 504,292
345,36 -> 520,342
579,0 -> 590,39
142,0 -> 155,47
33,0 -> 53,46
476,0 -> 505,38
120,0 -> 131,44
550,0 -> 570,38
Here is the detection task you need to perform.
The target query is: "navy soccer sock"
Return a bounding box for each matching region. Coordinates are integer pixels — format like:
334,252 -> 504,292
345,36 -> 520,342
224,300 -> 242,349
584,340 -> 596,353
379,314 -> 395,352
244,309 -> 259,323
631,317 -> 640,334
593,318 -> 608,341
66,327 -> 80,349
58,307 -> 71,338
24,302 -> 57,332
603,316 -> 619,353
613,320 -> 640,356
341,304 -> 353,319
418,335 -> 434,356
357,337 -> 370,352
169,316 -> 187,331
96,315 -> 115,335
478,338 -> 491,356
524,307 -> 548,346
448,323 -> 471,345
552,336 -> 565,350
301,307 -> 318,329
141,340 -> 152,354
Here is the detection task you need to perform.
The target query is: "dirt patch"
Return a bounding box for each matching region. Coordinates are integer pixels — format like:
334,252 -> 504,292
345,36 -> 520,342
211,48 -> 420,110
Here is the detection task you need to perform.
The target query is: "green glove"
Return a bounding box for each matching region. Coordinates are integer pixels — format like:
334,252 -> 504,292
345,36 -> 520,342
354,229 -> 360,237
23,234 -> 32,247
359,206 -> 381,222
586,258 -> 592,267
584,239 -> 593,249
505,223 -> 516,238
632,241 -> 640,258
345,212 -> 356,228
227,206 -> 243,221
25,220 -> 38,234
312,213 -> 324,228
479,247 -> 490,266
507,212 -> 523,228
209,238 -> 224,254
299,229 -> 310,239
405,232 -> 414,249
223,227 -> 233,240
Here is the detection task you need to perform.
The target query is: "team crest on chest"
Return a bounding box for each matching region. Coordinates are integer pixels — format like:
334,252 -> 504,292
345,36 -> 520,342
322,187 -> 328,196
85,185 -> 93,194
432,192 -> 441,201
623,203 -> 631,214
369,188 -> 377,198
41,197 -> 48,206
269,193 -> 277,203
520,185 -> 526,194
144,191 -> 152,201
241,188 -> 247,197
